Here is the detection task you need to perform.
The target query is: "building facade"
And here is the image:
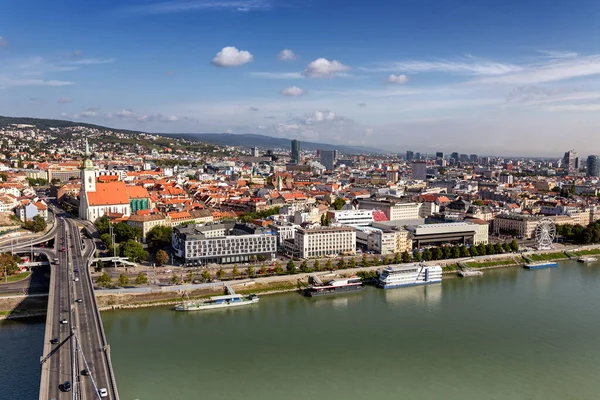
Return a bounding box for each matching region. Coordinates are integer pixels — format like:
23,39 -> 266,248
492,214 -> 540,238
587,155 -> 600,178
291,140 -> 300,164
294,226 -> 356,258
328,209 -> 374,226
411,161 -> 427,181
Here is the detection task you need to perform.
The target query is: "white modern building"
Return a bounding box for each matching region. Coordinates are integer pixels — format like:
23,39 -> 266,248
328,209 -> 374,226
357,199 -> 422,221
294,226 -> 356,258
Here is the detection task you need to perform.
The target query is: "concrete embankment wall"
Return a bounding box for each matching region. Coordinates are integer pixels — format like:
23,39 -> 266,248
0,294 -> 48,320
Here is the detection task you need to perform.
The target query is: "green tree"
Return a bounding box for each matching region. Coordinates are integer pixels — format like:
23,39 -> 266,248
286,260 -> 297,274
146,225 -> 173,251
459,245 -> 470,258
118,273 -> 129,286
155,249 -> 169,266
401,250 -> 411,263
451,246 -> 461,259
201,270 -> 212,282
96,272 -> 112,287
274,262 -> 284,275
186,269 -> 194,283
232,266 -> 240,279
0,172 -> 7,182
313,259 -> 321,271
114,222 -> 141,242
246,265 -> 255,278
442,246 -> 452,260
381,255 -> 391,265
119,240 -> 148,263
216,267 -> 225,280
134,272 -> 148,285
423,248 -> 432,261
348,257 -> 357,268
486,243 -> 496,255
299,260 -> 309,272
171,273 -> 180,284
472,199 -> 485,206
337,257 -> 347,269
393,252 -> 402,264
477,243 -> 487,256
470,245 -> 479,257
502,242 -> 511,253
361,255 -> 370,267
413,249 -> 422,262
332,197 -> 346,210
32,215 -> 47,232
325,259 -> 333,270
95,260 -> 104,272
0,253 -> 19,279
494,243 -> 504,254
100,233 -> 113,250
95,216 -> 111,235
433,247 -> 443,260
509,240 -> 519,252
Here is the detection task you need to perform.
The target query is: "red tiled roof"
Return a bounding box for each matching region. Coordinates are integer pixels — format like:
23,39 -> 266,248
86,182 -> 130,206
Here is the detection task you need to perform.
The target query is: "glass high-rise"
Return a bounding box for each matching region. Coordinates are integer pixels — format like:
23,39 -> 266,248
291,140 -> 300,164
587,155 -> 600,177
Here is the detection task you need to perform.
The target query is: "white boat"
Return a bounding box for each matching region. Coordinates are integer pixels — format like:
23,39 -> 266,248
175,286 -> 259,311
577,256 -> 598,263
377,264 -> 442,289
458,269 -> 484,277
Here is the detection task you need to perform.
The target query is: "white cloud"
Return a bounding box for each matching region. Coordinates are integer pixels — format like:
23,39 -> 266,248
57,97 -> 72,104
538,50 -> 578,59
116,109 -> 136,118
251,71 -> 303,79
281,86 -> 306,97
387,74 -> 408,84
0,36 -> 8,47
127,0 -> 271,14
362,59 -> 521,75
0,76 -> 75,89
543,104 -> 600,112
78,108 -> 100,118
302,58 -> 350,78
278,49 -> 297,61
212,46 -> 254,67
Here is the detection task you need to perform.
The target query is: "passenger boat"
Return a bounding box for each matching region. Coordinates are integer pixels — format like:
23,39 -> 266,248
304,276 -> 364,297
377,264 -> 442,289
524,262 -> 558,269
175,286 -> 259,311
458,269 -> 484,277
577,256 -> 598,263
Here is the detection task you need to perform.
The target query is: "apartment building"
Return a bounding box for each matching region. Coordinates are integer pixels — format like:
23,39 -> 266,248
372,228 -> 412,255
328,209 -> 374,226
493,214 -> 541,238
294,226 -> 356,258
357,199 -> 421,221
126,213 -> 167,241
172,222 -> 277,265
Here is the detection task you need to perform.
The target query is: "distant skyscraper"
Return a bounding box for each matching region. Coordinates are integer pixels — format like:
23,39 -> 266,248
563,150 -> 579,175
291,140 -> 300,164
411,161 -> 427,181
450,152 -> 459,162
251,147 -> 259,157
320,150 -> 337,171
587,155 -> 600,177
415,152 -> 421,160
436,152 -> 444,159
406,151 -> 414,162
469,154 -> 478,163
459,154 -> 469,163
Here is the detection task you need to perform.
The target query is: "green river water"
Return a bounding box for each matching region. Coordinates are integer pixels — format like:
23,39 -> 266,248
2,260 -> 600,400
103,261 -> 600,400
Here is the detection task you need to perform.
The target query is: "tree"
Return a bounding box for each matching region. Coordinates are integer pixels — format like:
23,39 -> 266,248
325,259 -> 333,270
95,260 -> 104,272
502,242 -> 511,253
32,215 -> 47,232
299,260 -> 309,272
186,269 -> 194,283
442,246 -> 452,260
134,272 -> 148,285
433,247 -> 443,261
472,199 -> 485,206
286,260 -> 297,274
451,246 -> 461,259
114,222 -> 141,242
423,248 -> 432,261
171,273 -> 180,285
95,216 -> 111,235
486,243 -> 496,255
259,264 -> 267,275
146,225 -> 173,251
232,266 -> 240,279
332,197 -> 346,210
337,257 -> 347,269
274,262 -> 284,275
155,249 -> 169,266
401,251 -> 411,263
510,239 -> 519,252
361,255 -> 370,267
96,272 -> 112,287
348,257 -> 357,268
313,259 -> 321,271
470,246 -> 479,257
201,270 -> 212,282
320,213 -> 331,226
381,255 -> 391,265
119,240 -> 148,263
459,245 -> 470,258
100,233 -> 113,250
0,253 -> 19,279
477,243 -> 487,256
216,267 -> 225,280
494,243 -> 504,254
118,273 -> 130,286
246,265 -> 255,278
413,249 -> 422,262
0,172 -> 7,182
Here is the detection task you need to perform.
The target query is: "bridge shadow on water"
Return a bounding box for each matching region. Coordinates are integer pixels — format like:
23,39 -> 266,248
3,255 -> 51,320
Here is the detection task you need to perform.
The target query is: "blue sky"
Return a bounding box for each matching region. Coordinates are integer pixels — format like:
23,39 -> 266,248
2,0 -> 600,155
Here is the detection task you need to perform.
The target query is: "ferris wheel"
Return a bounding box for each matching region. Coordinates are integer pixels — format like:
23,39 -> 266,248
535,218 -> 556,250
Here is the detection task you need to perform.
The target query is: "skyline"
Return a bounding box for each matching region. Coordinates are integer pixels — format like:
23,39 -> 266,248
2,0 -> 600,155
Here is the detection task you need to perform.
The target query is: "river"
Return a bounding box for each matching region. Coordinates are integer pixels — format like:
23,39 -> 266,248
4,261 -> 600,399
103,260 -> 600,400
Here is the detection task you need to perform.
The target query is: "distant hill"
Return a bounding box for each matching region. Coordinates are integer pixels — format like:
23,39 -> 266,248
171,133 -> 385,155
0,115 -> 144,135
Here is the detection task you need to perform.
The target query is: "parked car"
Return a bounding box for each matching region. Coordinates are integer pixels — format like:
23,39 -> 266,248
81,368 -> 89,376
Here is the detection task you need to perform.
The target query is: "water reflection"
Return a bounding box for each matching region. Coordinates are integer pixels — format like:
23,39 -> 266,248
383,284 -> 442,306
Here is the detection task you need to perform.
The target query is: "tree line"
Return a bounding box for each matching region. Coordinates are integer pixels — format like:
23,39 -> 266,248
556,221 -> 600,245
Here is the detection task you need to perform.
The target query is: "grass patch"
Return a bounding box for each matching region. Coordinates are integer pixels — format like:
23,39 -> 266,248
0,310 -> 10,316
0,272 -> 31,284
236,282 -> 299,295
528,252 -> 567,261
572,249 -> 600,257
442,264 -> 460,272
465,259 -> 518,268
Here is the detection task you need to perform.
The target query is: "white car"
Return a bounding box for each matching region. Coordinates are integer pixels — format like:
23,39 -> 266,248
74,277 -> 79,282
98,388 -> 108,397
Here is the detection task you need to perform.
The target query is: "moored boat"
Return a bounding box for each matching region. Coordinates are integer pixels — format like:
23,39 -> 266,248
377,264 -> 442,289
304,276 -> 364,297
577,256 -> 598,263
458,269 -> 484,277
175,286 -> 259,311
524,262 -> 558,269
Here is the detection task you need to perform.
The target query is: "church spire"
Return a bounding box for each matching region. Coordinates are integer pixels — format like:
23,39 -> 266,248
85,137 -> 91,158
82,137 -> 94,171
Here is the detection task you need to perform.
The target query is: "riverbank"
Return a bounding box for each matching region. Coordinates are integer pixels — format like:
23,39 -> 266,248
0,294 -> 48,320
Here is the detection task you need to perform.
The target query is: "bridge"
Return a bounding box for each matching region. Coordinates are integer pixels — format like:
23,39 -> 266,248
36,212 -> 120,399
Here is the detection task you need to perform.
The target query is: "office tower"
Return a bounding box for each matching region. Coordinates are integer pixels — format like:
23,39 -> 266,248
291,139 -> 300,164
469,154 -> 478,163
459,154 -> 469,163
320,150 -> 337,171
587,155 -> 600,177
563,150 -> 579,175
411,161 -> 427,181
415,152 -> 421,160
436,152 -> 444,159
451,152 -> 459,162
251,147 -> 259,157
406,151 -> 414,162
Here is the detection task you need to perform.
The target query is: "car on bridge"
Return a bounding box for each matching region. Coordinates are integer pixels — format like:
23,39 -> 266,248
60,381 -> 71,392
99,388 -> 108,397
50,337 -> 59,344
60,319 -> 68,325
75,298 -> 83,303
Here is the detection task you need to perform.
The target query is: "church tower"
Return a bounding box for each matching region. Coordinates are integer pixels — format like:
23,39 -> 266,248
79,138 -> 96,219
